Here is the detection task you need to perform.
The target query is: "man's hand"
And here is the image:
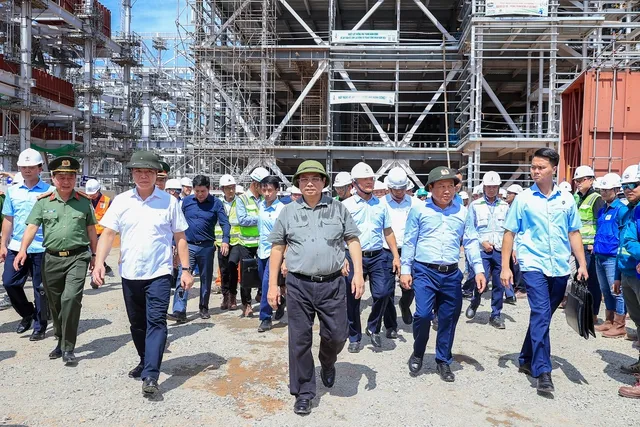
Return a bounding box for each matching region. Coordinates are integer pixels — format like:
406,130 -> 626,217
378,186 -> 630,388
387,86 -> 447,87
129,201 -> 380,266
220,243 -> 230,257
12,251 -> 27,271
267,283 -> 279,310
500,267 -> 513,288
576,265 -> 589,281
636,263 -> 640,274
475,272 -> 487,293
482,241 -> 493,253
341,259 -> 350,277
613,280 -> 621,295
587,245 -> 593,252
400,274 -> 413,290
0,246 -> 7,263
351,273 -> 365,299
92,264 -> 106,287
181,271 -> 195,290
392,256 -> 401,276
89,256 -> 96,272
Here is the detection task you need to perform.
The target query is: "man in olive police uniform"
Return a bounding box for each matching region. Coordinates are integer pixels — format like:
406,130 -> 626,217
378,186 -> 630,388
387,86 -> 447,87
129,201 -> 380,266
15,156 -> 98,366
267,160 -> 365,416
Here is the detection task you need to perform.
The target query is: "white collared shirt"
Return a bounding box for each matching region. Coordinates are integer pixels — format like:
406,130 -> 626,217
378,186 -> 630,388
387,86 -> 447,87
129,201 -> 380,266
382,194 -> 420,249
100,187 -> 188,280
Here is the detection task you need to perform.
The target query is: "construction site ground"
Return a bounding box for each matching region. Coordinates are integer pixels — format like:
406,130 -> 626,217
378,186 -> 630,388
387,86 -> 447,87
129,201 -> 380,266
0,250 -> 638,426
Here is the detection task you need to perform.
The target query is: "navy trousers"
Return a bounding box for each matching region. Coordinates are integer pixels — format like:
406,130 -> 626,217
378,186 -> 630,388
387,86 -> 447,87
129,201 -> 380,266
382,249 -> 401,331
172,243 -> 215,313
470,249 -> 505,318
346,251 -> 394,342
2,250 -> 48,333
122,274 -> 172,381
258,257 -> 273,321
519,271 -> 568,377
412,262 -> 463,365
584,246 -> 602,317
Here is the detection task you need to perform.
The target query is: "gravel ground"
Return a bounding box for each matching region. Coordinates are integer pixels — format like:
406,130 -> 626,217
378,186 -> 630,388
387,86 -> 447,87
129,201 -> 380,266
1,250 -> 639,426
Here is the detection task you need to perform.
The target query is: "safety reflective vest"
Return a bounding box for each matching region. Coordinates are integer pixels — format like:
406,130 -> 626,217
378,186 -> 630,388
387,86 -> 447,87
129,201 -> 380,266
215,197 -> 241,246
593,200 -> 626,257
576,192 -> 600,245
237,193 -> 260,247
471,198 -> 510,251
93,193 -> 111,235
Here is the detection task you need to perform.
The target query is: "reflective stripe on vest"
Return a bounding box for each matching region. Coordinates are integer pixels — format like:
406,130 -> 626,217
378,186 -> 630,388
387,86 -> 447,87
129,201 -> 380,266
237,193 -> 260,247
215,197 -> 241,246
577,192 -> 600,245
94,194 -> 111,235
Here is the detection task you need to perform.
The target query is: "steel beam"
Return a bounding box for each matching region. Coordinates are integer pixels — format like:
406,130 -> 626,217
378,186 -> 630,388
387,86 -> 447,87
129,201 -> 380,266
412,0 -> 455,42
351,0 -> 385,31
279,0 -> 326,45
481,78 -> 524,137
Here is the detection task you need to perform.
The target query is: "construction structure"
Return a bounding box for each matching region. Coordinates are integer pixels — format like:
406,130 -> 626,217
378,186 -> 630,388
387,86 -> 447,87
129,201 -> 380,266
1,1 -> 639,190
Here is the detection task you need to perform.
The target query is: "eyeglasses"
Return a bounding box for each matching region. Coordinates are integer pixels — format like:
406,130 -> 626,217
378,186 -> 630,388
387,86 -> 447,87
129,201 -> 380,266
298,177 -> 323,184
573,177 -> 589,184
622,182 -> 640,191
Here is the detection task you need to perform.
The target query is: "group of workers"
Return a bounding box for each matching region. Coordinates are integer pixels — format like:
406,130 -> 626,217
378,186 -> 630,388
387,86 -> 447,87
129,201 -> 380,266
1,146 -> 640,415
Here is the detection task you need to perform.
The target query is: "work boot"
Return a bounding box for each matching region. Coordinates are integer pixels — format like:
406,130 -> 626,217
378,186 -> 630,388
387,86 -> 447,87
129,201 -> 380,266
229,294 -> 239,310
595,310 -> 614,332
620,356 -> 640,374
220,294 -> 230,310
602,314 -> 626,338
618,374 -> 640,399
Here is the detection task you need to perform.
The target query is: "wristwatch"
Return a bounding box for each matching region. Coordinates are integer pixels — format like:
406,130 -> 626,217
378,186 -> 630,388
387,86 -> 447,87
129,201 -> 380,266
182,266 -> 194,273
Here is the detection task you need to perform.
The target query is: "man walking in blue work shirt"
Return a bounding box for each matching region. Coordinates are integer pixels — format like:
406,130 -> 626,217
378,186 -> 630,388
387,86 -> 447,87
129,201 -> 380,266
401,166 -> 486,383
343,162 -> 401,352
170,175 -> 230,321
501,147 -> 588,395
0,148 -> 51,340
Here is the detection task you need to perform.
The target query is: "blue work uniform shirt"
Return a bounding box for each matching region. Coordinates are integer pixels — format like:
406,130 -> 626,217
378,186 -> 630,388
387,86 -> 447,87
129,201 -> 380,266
503,183 -> 582,277
181,194 -> 230,245
2,178 -> 51,253
401,197 -> 483,275
342,193 -> 391,251
257,198 -> 285,259
620,204 -> 640,278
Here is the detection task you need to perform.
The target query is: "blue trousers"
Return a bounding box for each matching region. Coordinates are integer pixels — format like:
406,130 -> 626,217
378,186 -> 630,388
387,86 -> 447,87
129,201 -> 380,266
382,250 -> 400,331
412,262 -> 463,364
470,249 -> 505,318
2,250 -> 48,333
172,243 -> 215,313
584,246 -> 602,317
595,255 -> 625,315
122,274 -> 172,381
519,271 -> 568,377
258,257 -> 273,320
346,251 -> 393,342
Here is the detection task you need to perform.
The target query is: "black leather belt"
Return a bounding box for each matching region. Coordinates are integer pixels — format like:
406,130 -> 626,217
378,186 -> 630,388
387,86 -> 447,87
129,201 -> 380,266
46,247 -> 87,257
362,249 -> 382,258
421,261 -> 458,274
187,240 -> 214,246
293,271 -> 342,283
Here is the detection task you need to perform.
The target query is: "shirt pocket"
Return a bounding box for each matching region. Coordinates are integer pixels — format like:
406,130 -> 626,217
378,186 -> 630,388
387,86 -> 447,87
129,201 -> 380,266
42,210 -> 58,225
476,210 -> 490,227
320,218 -> 343,241
72,212 -> 86,228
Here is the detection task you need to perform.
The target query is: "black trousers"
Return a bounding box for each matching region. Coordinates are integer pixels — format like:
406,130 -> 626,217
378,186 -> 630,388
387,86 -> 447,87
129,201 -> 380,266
230,245 -> 258,305
287,272 -> 348,400
220,244 -> 243,296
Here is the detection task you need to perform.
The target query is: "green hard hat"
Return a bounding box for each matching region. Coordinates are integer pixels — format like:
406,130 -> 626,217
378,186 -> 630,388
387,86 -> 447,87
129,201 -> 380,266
292,160 -> 328,187
416,188 -> 428,197
158,161 -> 171,177
426,166 -> 460,187
126,151 -> 162,171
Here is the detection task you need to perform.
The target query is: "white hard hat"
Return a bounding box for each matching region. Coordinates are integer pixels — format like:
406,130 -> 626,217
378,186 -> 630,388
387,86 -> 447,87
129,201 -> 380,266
236,184 -> 245,194
180,177 -> 193,187
351,162 -> 375,180
499,188 -> 507,197
506,184 -> 524,194
322,186 -> 331,193
11,172 -> 24,186
473,184 -> 484,195
288,186 -> 302,195
374,180 -> 387,191
334,172 -> 352,188
85,179 -> 101,195
407,180 -> 415,191
459,191 -> 469,200
559,181 -> 572,192
593,177 -> 603,190
385,167 -> 409,189
621,164 -> 640,184
17,148 -> 44,167
166,179 -> 182,190
219,174 -> 236,187
573,165 -> 595,180
598,173 -> 622,190
482,171 -> 501,186
250,167 -> 270,182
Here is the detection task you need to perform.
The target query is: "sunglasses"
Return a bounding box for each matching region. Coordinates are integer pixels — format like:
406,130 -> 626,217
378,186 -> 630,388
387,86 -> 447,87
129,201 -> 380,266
622,182 -> 640,191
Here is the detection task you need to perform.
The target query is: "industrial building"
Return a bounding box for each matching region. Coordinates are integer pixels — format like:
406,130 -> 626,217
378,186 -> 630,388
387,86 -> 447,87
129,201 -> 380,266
0,1 -> 638,190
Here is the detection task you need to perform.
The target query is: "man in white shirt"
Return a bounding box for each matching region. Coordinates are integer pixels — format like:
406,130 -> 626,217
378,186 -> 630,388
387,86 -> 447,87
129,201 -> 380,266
92,151 -> 193,396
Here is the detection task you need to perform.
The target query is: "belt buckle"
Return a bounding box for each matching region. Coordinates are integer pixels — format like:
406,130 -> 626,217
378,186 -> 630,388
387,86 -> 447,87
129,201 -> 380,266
437,264 -> 448,273
59,251 -> 69,257
310,275 -> 322,282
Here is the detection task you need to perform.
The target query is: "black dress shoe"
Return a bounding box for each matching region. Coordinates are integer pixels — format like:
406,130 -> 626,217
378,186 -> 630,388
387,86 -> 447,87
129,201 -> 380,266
320,365 -> 336,388
431,316 -> 439,331
537,372 -> 554,393
409,354 -> 423,374
462,291 -> 473,300
399,299 -> 413,325
257,319 -> 272,333
489,316 -> 505,329
29,330 -> 45,341
465,304 -> 478,320
386,328 -> 398,339
519,362 -> 532,376
348,341 -> 360,353
437,362 -> 455,382
199,308 -> 210,319
168,312 -> 187,323
293,398 -> 311,415
274,296 -> 286,320
366,329 -> 382,347
128,363 -> 144,379
504,296 -> 517,305
16,317 -> 32,334
49,345 -> 62,360
142,377 -> 159,395
62,351 -> 77,366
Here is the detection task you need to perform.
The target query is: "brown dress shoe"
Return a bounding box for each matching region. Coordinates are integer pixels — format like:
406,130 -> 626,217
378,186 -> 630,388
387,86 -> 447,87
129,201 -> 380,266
603,314 -> 626,338
229,294 -> 239,310
242,304 -> 253,317
618,374 -> 640,399
220,294 -> 230,310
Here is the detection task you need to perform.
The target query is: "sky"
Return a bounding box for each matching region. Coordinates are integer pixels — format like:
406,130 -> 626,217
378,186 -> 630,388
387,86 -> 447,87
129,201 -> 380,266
100,0 -> 182,35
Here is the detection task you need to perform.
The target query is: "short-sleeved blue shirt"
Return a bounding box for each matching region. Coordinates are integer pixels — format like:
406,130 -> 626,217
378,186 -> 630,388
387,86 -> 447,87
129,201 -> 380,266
342,194 -> 391,251
2,179 -> 51,253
